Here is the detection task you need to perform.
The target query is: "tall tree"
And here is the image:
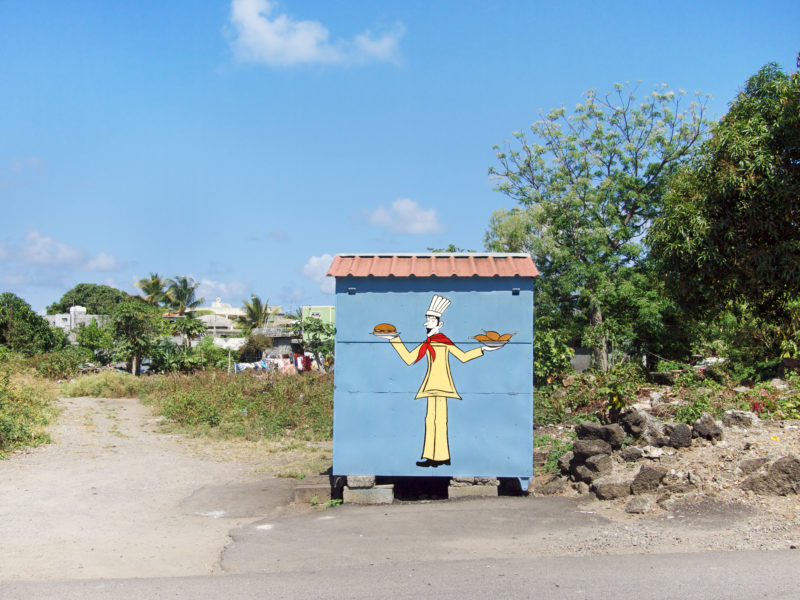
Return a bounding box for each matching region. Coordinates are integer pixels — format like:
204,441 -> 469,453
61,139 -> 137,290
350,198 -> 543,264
649,59 -> 800,324
170,316 -> 207,350
110,297 -> 166,375
0,293 -> 67,355
165,276 -> 204,316
237,295 -> 279,333
487,83 -> 707,370
47,283 -> 127,315
135,273 -> 168,306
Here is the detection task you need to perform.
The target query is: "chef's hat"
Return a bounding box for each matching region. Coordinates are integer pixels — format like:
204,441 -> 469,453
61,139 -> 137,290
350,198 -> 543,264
425,294 -> 451,318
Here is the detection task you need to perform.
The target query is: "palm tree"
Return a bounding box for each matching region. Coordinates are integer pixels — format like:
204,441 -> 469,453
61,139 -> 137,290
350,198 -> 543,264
237,294 -> 279,333
134,273 -> 167,306
165,276 -> 204,316
170,316 -> 207,350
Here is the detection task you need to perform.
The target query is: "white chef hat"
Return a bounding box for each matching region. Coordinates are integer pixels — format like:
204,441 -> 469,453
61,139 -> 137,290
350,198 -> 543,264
425,294 -> 451,318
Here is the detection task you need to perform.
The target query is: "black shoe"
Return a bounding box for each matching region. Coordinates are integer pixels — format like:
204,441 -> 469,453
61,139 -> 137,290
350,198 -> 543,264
437,459 -> 451,466
416,459 -> 436,467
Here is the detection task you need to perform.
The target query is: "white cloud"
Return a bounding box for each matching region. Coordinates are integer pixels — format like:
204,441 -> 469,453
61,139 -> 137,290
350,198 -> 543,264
13,231 -> 122,273
368,198 -> 442,234
197,278 -> 248,303
303,254 -> 335,294
227,0 -> 403,67
84,252 -> 122,272
21,231 -> 85,266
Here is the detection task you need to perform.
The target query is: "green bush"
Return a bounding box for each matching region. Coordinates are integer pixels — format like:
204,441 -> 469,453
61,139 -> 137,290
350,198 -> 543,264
27,346 -> 93,380
534,329 -> 574,385
139,371 -> 333,440
673,394 -> 713,424
61,371 -> 143,398
0,370 -> 55,454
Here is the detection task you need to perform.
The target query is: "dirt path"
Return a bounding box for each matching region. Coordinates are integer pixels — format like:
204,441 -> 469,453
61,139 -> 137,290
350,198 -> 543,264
0,396 -> 301,581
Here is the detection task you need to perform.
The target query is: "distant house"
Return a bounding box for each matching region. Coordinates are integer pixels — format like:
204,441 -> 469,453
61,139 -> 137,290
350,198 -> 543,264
196,314 -> 239,337
301,305 -> 335,327
45,306 -> 108,333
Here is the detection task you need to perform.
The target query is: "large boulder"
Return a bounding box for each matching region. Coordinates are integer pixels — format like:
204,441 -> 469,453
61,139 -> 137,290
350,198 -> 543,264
631,465 -> 667,495
592,478 -> 632,500
620,446 -> 644,462
572,439 -> 612,461
721,410 -> 760,429
669,423 -> 693,449
619,408 -> 666,444
574,421 -> 625,449
692,413 -> 723,441
557,451 -> 574,475
741,456 -> 800,496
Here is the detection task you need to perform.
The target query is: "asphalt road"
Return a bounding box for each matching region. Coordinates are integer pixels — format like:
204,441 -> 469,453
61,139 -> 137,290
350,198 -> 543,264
2,550 -> 798,599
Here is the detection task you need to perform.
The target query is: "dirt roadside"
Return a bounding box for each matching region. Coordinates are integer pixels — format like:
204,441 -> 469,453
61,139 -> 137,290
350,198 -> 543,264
0,396 -> 313,581
3,396 -> 800,582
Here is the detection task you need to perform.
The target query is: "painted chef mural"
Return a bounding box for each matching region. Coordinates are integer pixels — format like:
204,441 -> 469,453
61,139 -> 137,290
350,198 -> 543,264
373,294 -> 514,468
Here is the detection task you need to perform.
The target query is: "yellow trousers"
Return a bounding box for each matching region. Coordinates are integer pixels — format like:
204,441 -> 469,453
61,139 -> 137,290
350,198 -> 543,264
422,396 -> 450,461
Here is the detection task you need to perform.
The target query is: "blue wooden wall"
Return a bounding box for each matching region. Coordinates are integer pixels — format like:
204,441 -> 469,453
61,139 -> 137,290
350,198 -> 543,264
332,277 -> 534,480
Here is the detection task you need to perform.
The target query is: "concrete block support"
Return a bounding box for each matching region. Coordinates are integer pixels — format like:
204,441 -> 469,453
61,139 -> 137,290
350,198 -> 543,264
343,484 -> 394,505
346,475 -> 376,489
447,484 -> 499,499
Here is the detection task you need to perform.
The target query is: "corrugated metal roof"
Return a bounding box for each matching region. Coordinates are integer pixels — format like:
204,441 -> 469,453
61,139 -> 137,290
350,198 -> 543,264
326,253 -> 539,278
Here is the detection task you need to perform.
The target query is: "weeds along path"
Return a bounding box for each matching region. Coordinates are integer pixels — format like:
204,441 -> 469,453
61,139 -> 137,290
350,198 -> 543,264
0,396 -> 302,581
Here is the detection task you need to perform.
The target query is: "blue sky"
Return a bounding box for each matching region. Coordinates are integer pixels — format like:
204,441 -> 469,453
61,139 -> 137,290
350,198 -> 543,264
1,0 -> 798,313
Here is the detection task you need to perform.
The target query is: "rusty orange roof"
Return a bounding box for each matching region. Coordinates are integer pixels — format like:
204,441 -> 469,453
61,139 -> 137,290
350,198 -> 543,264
326,253 -> 539,278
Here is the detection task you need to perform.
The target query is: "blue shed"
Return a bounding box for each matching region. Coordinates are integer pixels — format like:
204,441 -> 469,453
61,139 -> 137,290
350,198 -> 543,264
326,253 -> 539,490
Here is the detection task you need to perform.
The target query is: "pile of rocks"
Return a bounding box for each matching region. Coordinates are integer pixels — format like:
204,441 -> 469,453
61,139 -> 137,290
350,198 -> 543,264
548,407 -> 800,513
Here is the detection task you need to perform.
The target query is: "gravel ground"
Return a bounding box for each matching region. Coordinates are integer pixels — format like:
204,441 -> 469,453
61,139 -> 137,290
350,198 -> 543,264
530,417 -> 800,554
2,395 -> 800,582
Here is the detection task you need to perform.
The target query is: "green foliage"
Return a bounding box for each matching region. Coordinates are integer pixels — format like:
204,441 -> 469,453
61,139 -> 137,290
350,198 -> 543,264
534,329 -> 574,385
240,333 -> 273,361
673,395 -> 713,424
110,297 -> 168,375
165,276 -> 204,316
488,82 -> 708,371
28,346 -> 93,380
293,317 -> 335,372
75,318 -> 114,364
193,335 -> 231,371
46,283 -> 127,315
139,371 -> 333,440
237,295 -> 279,333
536,363 -> 645,424
134,272 -> 168,305
0,370 -> 55,454
0,292 -> 68,356
170,316 -> 207,349
533,433 -> 574,474
61,371 -> 143,398
650,58 -> 800,326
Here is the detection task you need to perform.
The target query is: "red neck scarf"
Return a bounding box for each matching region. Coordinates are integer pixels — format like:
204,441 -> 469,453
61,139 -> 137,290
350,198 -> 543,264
415,333 -> 454,363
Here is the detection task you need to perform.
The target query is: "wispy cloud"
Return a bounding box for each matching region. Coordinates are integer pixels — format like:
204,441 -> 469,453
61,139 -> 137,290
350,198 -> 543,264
12,231 -> 122,272
368,198 -> 442,234
227,0 -> 404,67
196,278 -> 249,303
303,254 -> 335,294
1,157 -> 44,190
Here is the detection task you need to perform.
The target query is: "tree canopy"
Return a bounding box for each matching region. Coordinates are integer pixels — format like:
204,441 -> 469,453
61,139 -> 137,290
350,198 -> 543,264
487,82 -> 707,370
110,297 -> 167,375
649,58 -> 800,322
165,276 -> 204,316
135,273 -> 168,306
0,293 -> 67,356
47,283 -> 128,315
237,295 -> 279,333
